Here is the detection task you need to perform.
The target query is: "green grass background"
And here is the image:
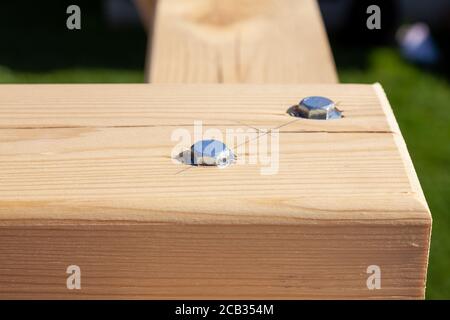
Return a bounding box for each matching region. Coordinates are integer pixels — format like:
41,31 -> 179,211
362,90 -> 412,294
0,44 -> 449,299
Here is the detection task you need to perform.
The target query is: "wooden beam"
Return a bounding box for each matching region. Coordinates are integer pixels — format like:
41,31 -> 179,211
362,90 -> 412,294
146,0 -> 338,83
0,84 -> 430,299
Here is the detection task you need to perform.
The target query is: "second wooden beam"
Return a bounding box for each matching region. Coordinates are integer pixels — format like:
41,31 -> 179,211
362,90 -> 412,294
145,0 -> 338,83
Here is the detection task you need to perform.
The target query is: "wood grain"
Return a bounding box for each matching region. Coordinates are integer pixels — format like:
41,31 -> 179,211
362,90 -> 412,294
0,84 -> 389,131
0,84 -> 431,299
0,224 -> 429,299
147,0 -> 338,83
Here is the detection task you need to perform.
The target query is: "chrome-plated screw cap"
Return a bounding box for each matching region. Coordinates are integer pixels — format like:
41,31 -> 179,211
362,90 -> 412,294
295,96 -> 342,120
191,139 -> 235,168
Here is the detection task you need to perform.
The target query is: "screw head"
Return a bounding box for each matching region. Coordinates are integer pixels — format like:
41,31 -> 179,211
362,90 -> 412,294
295,96 -> 342,120
191,139 -> 235,168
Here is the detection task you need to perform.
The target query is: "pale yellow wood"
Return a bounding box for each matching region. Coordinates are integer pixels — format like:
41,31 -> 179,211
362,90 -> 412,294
0,84 -> 388,131
0,84 -> 430,299
147,0 -> 338,83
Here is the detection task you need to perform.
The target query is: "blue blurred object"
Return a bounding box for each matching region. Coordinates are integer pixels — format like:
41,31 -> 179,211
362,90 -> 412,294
397,23 -> 440,65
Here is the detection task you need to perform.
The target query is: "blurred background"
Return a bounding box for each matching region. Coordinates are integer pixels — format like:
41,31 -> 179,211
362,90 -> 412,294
0,0 -> 449,299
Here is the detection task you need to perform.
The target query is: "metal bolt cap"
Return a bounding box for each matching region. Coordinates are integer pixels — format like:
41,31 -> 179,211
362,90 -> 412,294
190,139 -> 235,168
295,96 -> 342,120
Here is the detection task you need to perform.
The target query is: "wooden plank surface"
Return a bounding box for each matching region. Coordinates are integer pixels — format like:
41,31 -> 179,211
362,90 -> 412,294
0,84 -> 430,299
0,84 -> 390,131
147,0 -> 338,83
